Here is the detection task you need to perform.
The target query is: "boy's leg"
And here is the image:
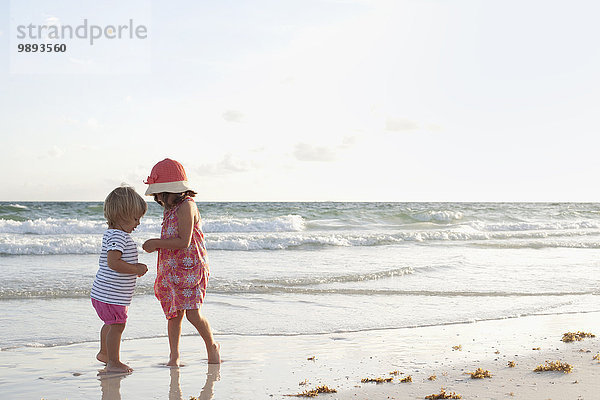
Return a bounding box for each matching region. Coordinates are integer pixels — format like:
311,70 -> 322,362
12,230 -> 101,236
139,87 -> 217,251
185,309 -> 221,364
106,323 -> 132,372
97,324 -> 109,363
167,311 -> 185,366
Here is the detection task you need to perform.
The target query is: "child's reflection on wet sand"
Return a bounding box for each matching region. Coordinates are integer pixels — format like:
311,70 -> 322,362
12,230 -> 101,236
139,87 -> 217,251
96,363 -> 220,400
170,364 -> 221,400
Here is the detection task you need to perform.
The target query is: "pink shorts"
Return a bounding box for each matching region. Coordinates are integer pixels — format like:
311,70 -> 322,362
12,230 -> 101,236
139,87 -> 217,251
91,298 -> 128,325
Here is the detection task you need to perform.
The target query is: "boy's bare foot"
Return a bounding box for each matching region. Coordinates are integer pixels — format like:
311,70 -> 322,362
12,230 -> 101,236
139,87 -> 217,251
208,342 -> 221,364
96,352 -> 108,364
106,361 -> 133,373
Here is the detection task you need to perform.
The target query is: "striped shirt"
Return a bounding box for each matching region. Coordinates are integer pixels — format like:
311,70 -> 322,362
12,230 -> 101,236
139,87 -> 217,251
90,229 -> 138,306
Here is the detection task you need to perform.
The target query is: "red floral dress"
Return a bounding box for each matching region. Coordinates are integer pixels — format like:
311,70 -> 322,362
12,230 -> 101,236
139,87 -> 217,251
154,197 -> 209,319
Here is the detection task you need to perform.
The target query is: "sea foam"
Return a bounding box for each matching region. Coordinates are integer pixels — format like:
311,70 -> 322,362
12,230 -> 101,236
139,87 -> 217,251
0,215 -> 305,235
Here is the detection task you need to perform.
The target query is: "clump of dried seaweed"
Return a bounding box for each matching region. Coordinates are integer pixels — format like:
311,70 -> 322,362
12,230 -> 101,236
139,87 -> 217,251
592,353 -> 600,361
285,385 -> 337,397
532,347 -> 541,351
452,345 -> 462,351
307,356 -> 316,361
533,360 -> 573,373
389,370 -> 401,376
361,377 -> 393,384
424,388 -> 462,399
428,375 -> 437,381
468,368 -> 492,379
507,361 -> 516,368
562,331 -> 596,343
400,375 -> 412,383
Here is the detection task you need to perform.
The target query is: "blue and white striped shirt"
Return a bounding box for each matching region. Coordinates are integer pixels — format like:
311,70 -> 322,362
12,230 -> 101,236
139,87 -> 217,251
90,229 -> 138,306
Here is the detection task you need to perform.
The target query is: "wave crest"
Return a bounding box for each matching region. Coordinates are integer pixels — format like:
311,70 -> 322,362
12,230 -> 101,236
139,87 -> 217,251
0,215 -> 305,235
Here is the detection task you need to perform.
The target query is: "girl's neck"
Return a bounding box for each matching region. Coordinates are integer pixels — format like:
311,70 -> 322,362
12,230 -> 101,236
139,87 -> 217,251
163,194 -> 187,210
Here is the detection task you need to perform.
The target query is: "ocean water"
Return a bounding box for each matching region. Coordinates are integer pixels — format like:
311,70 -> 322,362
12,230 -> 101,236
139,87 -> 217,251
1,202 -> 599,350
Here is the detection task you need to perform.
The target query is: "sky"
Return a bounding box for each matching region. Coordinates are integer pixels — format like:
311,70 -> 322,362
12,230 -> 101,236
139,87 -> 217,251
1,0 -> 600,202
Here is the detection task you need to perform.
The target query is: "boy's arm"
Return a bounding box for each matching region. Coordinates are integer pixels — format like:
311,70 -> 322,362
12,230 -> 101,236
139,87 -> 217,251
142,201 -> 195,252
107,250 -> 148,276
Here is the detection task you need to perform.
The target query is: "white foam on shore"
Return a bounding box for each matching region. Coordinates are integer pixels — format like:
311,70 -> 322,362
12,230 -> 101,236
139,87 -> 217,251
7,203 -> 29,210
3,226 -> 600,254
412,210 -> 464,222
0,215 -> 305,235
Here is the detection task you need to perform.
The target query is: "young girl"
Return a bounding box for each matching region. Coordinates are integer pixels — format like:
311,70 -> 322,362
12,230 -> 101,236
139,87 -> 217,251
91,186 -> 148,373
142,158 -> 221,365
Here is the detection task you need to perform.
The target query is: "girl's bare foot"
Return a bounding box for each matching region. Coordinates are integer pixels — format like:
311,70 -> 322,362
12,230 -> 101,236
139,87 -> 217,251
208,342 -> 221,364
96,352 -> 108,364
106,361 -> 133,373
167,353 -> 181,367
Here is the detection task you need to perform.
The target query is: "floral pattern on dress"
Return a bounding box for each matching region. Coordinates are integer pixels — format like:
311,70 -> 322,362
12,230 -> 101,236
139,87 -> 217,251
154,198 -> 209,320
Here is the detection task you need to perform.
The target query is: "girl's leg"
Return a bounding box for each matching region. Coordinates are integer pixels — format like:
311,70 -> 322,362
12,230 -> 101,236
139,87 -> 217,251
97,324 -> 110,363
106,323 -> 132,372
185,309 -> 221,364
167,311 -> 185,366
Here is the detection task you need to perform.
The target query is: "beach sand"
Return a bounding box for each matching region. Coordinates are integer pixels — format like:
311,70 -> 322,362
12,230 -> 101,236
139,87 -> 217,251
1,312 -> 599,399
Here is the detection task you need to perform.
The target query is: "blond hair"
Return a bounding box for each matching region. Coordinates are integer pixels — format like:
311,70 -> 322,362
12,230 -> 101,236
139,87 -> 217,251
104,186 -> 148,226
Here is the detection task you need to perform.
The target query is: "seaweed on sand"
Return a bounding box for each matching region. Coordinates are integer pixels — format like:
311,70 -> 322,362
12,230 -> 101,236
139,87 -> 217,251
361,377 -> 393,383
562,331 -> 595,343
424,388 -> 462,399
285,385 -> 337,397
533,360 -> 573,373
468,368 -> 492,379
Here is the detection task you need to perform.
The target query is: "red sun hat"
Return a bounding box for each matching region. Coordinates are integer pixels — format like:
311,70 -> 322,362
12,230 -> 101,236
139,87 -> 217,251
144,158 -> 194,196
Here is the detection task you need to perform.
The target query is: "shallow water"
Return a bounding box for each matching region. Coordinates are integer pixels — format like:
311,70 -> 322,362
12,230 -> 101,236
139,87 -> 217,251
1,202 -> 599,349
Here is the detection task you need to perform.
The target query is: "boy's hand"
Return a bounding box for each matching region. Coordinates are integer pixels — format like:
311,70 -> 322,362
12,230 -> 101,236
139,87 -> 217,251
142,239 -> 158,253
136,263 -> 148,277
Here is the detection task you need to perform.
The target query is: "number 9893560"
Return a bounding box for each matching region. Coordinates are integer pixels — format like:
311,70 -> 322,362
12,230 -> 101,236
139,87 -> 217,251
17,43 -> 66,52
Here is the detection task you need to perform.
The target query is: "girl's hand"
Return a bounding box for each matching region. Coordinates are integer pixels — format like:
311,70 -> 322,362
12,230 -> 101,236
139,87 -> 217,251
143,239 -> 158,253
136,263 -> 148,277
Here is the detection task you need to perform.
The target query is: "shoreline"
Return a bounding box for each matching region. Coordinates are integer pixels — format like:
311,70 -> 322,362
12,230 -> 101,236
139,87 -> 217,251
3,308 -> 599,350
1,312 -> 599,399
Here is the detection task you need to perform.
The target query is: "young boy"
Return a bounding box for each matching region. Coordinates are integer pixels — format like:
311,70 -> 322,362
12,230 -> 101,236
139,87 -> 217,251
91,186 -> 148,373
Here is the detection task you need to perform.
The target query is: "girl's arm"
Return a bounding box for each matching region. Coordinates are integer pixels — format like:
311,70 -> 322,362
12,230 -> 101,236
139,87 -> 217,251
142,200 -> 196,252
107,250 -> 148,276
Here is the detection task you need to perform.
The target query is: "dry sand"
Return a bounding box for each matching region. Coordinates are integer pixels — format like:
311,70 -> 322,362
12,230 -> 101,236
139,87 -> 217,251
0,312 -> 599,399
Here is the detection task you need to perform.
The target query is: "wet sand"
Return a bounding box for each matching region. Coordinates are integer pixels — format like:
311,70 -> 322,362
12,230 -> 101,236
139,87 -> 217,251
0,312 -> 598,399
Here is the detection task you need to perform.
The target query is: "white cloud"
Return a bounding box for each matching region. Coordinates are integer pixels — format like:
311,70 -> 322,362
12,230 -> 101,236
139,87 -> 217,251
47,145 -> 65,158
385,117 -> 419,132
222,110 -> 245,123
59,116 -> 79,125
79,144 -> 99,152
425,123 -> 443,131
87,118 -> 99,129
293,143 -> 336,162
196,154 -> 255,176
339,135 -> 358,149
